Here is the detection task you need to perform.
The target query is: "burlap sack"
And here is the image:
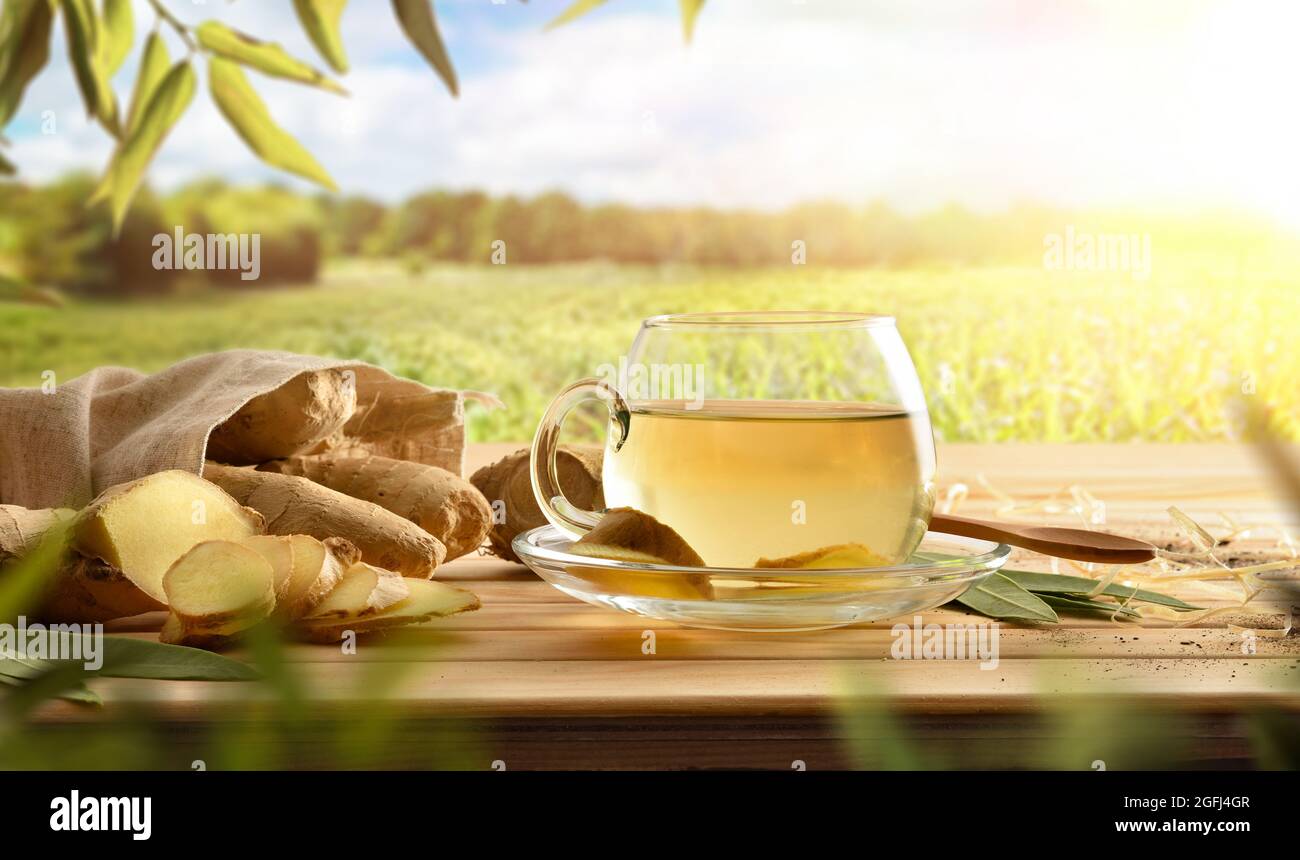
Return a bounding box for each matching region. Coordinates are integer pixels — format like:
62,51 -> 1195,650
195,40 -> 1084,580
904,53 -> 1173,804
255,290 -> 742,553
0,350 -> 490,510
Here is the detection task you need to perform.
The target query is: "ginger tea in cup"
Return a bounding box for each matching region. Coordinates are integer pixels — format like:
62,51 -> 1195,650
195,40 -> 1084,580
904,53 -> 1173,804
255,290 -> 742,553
601,399 -> 934,568
531,312 -> 937,568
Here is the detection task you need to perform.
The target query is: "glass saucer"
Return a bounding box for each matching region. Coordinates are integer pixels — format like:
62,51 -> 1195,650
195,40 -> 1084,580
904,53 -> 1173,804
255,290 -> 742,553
512,527 -> 1011,632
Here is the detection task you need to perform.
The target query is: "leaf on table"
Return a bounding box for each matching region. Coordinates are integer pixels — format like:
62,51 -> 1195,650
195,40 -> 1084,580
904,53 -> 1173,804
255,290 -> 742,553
392,0 -> 457,96
102,0 -> 133,78
953,572 -> 1059,623
207,57 -> 338,192
1038,594 -> 1142,620
196,20 -> 347,95
0,658 -> 100,705
92,60 -> 196,233
98,635 -> 260,681
0,0 -> 54,128
294,0 -> 350,74
3,631 -> 259,681
999,569 -> 1201,610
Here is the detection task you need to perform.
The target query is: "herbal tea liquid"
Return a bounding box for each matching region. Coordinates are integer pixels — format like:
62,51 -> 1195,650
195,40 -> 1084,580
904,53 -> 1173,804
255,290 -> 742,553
602,400 -> 937,568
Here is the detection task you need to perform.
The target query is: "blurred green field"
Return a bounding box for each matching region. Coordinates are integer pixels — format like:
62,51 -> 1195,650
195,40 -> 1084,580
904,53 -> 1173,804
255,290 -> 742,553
1,260 -> 1295,443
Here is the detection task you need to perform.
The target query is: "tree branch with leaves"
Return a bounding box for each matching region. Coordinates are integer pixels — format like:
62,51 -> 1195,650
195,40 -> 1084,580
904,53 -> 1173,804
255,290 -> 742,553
0,0 -> 707,235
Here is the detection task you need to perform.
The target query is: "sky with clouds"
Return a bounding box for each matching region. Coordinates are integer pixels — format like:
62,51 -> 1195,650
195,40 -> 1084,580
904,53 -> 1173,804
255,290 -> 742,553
7,0 -> 1300,226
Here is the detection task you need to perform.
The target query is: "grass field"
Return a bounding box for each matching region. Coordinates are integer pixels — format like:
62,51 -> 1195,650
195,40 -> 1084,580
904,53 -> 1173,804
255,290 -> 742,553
1,259 -> 1296,444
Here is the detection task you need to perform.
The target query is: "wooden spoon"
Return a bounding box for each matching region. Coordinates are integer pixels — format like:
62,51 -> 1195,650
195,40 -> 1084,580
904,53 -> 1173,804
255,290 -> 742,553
929,513 -> 1156,564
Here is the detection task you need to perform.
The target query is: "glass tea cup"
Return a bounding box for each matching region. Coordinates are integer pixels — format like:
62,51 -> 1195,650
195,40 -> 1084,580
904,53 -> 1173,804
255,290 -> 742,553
530,311 -> 937,569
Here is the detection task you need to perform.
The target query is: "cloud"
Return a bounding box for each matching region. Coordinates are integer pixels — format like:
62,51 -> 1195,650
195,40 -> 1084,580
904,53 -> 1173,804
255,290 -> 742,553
6,0 -> 1300,226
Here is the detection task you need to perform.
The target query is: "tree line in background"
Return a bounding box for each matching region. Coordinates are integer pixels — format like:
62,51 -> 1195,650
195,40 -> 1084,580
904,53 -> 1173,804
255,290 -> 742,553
0,173 -> 1287,297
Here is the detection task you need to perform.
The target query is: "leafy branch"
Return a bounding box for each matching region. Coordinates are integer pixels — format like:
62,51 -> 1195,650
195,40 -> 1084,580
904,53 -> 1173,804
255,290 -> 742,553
0,0 -> 708,235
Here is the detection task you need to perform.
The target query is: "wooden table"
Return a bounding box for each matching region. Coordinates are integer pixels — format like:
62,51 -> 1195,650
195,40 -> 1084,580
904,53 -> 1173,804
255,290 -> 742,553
35,444 -> 1300,770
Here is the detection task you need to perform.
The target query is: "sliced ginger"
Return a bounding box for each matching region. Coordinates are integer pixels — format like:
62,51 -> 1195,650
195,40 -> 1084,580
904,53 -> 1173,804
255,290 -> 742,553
240,535 -> 295,598
75,470 -> 265,604
754,543 -> 890,569
162,540 -> 276,626
298,578 -> 481,642
569,507 -> 713,600
275,535 -> 359,620
303,562 -> 410,622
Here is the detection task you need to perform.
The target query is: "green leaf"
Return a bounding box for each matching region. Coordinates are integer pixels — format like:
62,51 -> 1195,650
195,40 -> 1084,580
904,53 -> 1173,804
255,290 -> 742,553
101,0 -> 132,77
0,659 -> 101,706
97,635 -> 260,681
999,569 -> 1201,611
392,0 -> 457,97
1039,594 -> 1142,620
55,683 -> 101,705
196,20 -> 347,95
123,29 -> 168,137
3,631 -> 259,681
93,59 -> 196,232
546,0 -> 608,30
293,0 -> 349,74
59,0 -> 119,135
678,0 -> 705,43
953,572 -> 1059,622
208,57 -> 338,192
0,0 -> 54,128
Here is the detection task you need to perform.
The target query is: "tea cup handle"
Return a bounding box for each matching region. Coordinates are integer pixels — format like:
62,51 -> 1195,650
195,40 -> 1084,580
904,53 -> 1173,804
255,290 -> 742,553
529,377 -> 630,539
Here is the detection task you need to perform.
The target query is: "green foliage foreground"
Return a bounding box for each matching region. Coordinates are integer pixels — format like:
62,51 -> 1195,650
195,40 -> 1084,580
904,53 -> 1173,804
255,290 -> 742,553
1,260 -> 1294,444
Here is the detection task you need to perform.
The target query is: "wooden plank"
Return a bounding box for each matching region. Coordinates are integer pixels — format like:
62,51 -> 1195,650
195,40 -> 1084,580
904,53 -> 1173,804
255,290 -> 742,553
102,625 -> 1300,663
35,657 -> 1300,721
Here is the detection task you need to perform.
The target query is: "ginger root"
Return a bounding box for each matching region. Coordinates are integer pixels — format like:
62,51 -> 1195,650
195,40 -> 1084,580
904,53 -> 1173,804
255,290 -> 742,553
260,453 -> 491,561
0,505 -> 72,563
74,470 -> 266,605
204,463 -> 445,579
206,369 -> 358,466
470,445 -> 603,562
3,504 -> 169,623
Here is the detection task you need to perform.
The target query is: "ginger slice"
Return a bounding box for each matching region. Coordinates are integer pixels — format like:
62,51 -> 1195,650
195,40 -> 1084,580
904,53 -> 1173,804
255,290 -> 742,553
162,540 -> 276,626
75,470 -> 266,604
276,535 -> 358,621
754,543 -> 890,569
302,562 -> 410,622
298,578 -> 481,642
568,507 -> 713,600
240,535 -> 295,598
